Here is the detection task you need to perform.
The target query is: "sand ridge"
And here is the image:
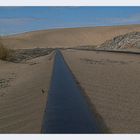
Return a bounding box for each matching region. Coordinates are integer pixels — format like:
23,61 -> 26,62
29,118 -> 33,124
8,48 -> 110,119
0,53 -> 54,133
2,24 -> 140,49
62,49 -> 140,133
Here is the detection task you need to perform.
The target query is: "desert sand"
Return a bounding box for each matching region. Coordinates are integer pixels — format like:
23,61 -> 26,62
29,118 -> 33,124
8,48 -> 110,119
0,24 -> 140,133
0,52 -> 54,133
62,49 -> 140,133
2,24 -> 140,49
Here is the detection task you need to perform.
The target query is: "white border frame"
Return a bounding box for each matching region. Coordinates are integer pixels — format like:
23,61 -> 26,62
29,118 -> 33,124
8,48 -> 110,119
0,134 -> 140,140
0,0 -> 140,6
0,1 -> 140,140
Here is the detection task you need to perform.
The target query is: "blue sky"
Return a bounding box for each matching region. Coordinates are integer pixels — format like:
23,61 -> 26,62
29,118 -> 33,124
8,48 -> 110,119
0,7 -> 140,35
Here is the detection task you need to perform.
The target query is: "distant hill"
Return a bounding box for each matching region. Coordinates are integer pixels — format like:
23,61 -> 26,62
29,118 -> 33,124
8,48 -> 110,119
98,32 -> 140,51
2,24 -> 140,49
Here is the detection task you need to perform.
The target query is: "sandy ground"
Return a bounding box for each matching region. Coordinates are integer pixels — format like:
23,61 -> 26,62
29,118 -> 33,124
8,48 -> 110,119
2,24 -> 140,49
62,49 -> 140,133
0,53 -> 54,133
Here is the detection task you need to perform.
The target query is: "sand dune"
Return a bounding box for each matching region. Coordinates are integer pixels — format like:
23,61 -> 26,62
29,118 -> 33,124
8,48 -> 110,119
62,49 -> 140,133
2,24 -> 140,49
0,53 -> 54,133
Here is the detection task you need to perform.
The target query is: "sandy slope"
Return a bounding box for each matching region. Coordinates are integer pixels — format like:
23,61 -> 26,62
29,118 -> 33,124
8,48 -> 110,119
0,53 -> 54,133
1,24 -> 140,133
2,24 -> 140,49
62,49 -> 140,133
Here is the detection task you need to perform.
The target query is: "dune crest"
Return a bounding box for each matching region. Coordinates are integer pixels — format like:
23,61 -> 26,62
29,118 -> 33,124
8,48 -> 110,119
2,24 -> 140,49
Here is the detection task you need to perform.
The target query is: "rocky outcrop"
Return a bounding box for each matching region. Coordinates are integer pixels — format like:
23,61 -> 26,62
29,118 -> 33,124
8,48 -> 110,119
98,32 -> 140,50
7,48 -> 54,63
